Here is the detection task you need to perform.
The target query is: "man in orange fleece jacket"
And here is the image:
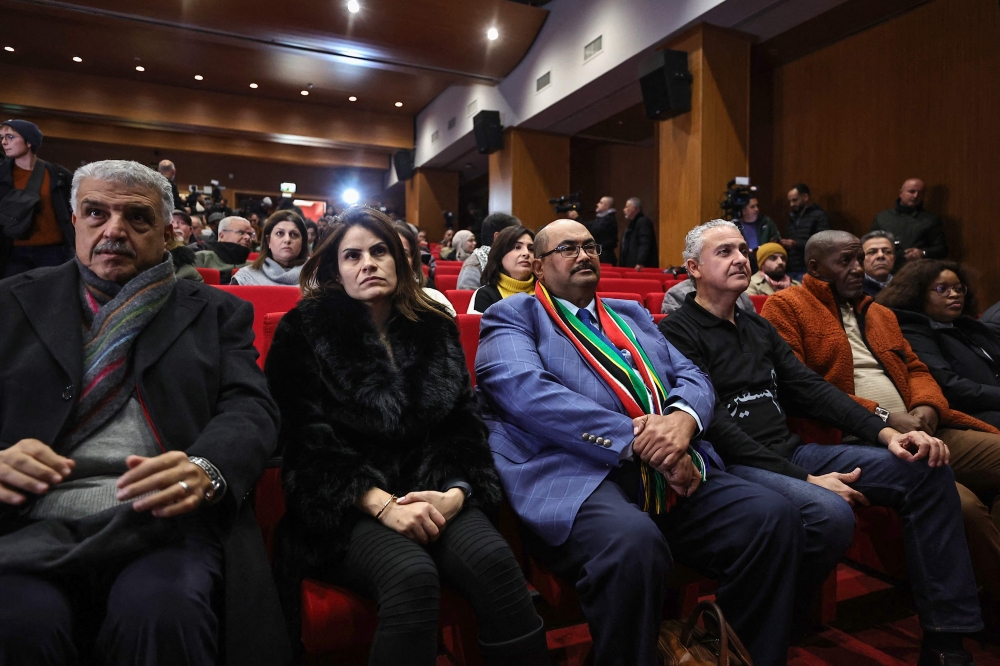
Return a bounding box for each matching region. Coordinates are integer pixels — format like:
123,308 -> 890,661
763,230 -> 1000,637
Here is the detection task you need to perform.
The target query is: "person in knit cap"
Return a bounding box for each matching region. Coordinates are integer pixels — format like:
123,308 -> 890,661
0,159 -> 288,665
0,119 -> 76,277
746,242 -> 801,295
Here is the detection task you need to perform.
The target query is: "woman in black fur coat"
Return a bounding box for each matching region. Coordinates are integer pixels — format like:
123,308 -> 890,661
265,207 -> 548,666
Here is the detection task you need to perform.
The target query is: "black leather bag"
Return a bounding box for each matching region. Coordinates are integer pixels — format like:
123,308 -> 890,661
0,160 -> 47,240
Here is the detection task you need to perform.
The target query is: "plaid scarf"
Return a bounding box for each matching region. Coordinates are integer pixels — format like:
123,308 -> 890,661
63,255 -> 176,449
535,282 -> 705,513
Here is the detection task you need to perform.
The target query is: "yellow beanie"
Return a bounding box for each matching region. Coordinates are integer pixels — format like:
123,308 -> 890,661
756,242 -> 786,267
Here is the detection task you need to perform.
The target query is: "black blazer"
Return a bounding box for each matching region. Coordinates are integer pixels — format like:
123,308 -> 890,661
586,211 -> 618,265
0,261 -> 289,665
619,214 -> 657,268
893,309 -> 1000,429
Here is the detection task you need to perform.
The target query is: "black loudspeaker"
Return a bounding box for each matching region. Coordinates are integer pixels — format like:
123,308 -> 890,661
473,110 -> 504,154
393,149 -> 415,181
639,49 -> 693,121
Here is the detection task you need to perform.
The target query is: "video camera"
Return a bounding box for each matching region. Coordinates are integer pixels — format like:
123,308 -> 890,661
549,192 -> 581,215
720,177 -> 757,225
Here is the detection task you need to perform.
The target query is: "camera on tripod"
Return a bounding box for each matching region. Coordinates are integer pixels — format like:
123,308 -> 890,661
549,192 -> 581,215
720,177 -> 757,225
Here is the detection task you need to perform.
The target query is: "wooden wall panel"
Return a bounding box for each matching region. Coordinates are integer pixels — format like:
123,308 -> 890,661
755,0 -> 1000,303
570,138 -> 658,255
406,169 -> 459,242
489,129 -> 570,232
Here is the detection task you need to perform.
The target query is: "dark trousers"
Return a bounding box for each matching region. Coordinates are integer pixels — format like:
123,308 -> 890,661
1,244 -> 73,278
524,470 -> 803,666
732,443 -> 983,634
321,507 -> 544,666
0,528 -> 223,666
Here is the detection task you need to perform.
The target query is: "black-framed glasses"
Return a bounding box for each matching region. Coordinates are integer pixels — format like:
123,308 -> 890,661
538,242 -> 602,259
931,283 -> 967,296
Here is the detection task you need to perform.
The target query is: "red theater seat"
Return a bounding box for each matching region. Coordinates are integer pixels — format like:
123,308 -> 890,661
421,264 -> 430,277
662,279 -> 685,292
597,278 -> 663,294
247,252 -> 260,262
436,274 -> 459,291
652,314 -> 667,324
456,314 -> 481,386
196,267 -> 221,285
435,262 -> 463,274
445,289 -> 474,314
214,286 -> 302,367
645,292 -> 664,313
749,294 -> 768,314
597,291 -> 644,305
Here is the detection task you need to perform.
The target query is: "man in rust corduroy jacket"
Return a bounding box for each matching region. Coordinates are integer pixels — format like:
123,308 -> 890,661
762,230 -> 1000,621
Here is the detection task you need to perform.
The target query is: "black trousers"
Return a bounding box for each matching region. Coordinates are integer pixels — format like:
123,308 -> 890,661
321,507 -> 543,666
525,470 -> 804,666
0,527 -> 222,666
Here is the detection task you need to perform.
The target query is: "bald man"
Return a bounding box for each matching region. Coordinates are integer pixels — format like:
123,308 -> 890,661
584,196 -> 619,266
157,159 -> 185,210
871,178 -> 947,267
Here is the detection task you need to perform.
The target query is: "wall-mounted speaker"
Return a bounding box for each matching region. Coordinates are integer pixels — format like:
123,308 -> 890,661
393,149 -> 415,181
638,49 -> 693,121
473,110 -> 504,154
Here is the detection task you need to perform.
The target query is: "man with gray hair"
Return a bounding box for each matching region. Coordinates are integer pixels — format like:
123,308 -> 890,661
860,229 -> 896,298
660,220 -> 756,314
0,160 -> 287,664
194,215 -> 254,282
619,197 -> 658,271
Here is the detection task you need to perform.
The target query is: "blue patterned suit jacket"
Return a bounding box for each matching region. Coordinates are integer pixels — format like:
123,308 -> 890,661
475,294 -> 715,546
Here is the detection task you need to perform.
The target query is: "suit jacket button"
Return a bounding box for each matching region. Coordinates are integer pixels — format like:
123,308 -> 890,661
61,385 -> 74,401
604,439 -> 613,448
582,432 -> 590,441
588,435 -> 597,443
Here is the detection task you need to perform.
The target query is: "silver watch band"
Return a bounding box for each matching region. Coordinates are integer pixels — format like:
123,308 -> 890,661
188,456 -> 227,504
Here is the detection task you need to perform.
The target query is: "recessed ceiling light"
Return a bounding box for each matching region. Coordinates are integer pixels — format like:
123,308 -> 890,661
347,0 -> 360,13
72,56 -> 82,63
301,90 -> 309,96
194,74 -> 203,81
3,46 -> 14,52
249,83 -> 258,88
135,65 -> 145,72
487,27 -> 499,41
394,101 -> 403,107
348,96 -> 357,102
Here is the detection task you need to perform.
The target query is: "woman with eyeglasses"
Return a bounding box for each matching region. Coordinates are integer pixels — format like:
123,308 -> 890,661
469,226 -> 535,314
878,260 -> 1000,429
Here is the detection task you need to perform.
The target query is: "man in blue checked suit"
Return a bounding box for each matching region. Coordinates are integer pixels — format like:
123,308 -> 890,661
476,220 -> 804,666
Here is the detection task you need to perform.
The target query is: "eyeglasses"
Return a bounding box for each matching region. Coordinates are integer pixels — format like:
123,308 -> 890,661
537,242 -> 602,259
0,134 -> 18,143
931,283 -> 967,296
224,229 -> 255,239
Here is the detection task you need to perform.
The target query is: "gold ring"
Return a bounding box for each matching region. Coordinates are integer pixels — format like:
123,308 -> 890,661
178,480 -> 190,494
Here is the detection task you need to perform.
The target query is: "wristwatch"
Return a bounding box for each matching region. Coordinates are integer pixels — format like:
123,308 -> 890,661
874,407 -> 890,422
188,456 -> 227,504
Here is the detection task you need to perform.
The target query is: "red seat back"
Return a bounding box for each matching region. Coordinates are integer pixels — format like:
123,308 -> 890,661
247,252 -> 260,262
597,291 -> 644,305
436,274 -> 459,291
749,294 -> 768,314
261,311 -> 288,367
215,286 -> 301,367
597,278 -> 663,294
445,289 -> 474,314
645,292 -> 664,313
652,313 -> 667,325
456,314 -> 482,386
435,262 -> 463,274
421,264 -> 430,277
663,279 -> 685,292
196,267 -> 221,285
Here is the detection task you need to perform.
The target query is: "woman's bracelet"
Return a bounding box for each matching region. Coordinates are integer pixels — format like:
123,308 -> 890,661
375,494 -> 397,520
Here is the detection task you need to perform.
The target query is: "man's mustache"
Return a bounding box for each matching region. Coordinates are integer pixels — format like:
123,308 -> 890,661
93,240 -> 137,258
571,262 -> 596,274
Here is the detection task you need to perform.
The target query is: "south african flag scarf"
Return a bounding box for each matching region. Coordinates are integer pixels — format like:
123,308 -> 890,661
535,281 -> 705,513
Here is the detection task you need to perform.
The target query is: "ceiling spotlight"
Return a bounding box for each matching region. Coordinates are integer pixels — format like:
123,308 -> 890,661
194,74 -> 203,80
394,101 -> 403,107
347,0 -> 360,13
348,96 -> 357,102
301,90 -> 309,96
487,27 -> 499,41
135,65 -> 145,72
3,46 -> 14,52
342,188 -> 360,205
249,83 -> 258,88
72,56 -> 82,63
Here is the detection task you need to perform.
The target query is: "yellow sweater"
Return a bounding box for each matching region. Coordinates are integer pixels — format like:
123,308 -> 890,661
497,272 -> 535,299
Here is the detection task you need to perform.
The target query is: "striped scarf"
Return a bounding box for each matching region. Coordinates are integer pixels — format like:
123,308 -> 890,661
64,255 -> 177,449
535,282 -> 705,513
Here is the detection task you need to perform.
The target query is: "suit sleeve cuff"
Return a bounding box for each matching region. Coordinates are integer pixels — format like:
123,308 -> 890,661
667,400 -> 704,438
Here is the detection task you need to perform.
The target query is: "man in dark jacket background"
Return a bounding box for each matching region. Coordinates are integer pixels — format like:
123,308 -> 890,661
0,119 -> 75,278
581,195 -> 618,265
781,183 -> 829,280
871,178 -> 947,269
619,197 -> 658,270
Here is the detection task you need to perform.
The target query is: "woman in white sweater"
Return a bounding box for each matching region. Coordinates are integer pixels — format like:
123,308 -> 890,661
232,211 -> 309,286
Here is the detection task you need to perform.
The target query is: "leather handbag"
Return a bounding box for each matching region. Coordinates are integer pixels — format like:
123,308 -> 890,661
658,600 -> 754,666
0,159 -> 47,240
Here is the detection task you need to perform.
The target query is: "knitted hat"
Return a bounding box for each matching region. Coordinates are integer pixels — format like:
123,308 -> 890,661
756,242 -> 786,267
1,119 -> 43,152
